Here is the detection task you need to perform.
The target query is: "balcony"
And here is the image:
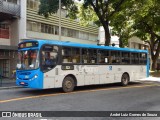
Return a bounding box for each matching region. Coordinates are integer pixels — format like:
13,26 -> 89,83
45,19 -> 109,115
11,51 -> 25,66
0,0 -> 20,22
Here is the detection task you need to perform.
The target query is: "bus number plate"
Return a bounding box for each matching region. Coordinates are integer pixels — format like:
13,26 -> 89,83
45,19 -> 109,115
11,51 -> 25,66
20,82 -> 25,85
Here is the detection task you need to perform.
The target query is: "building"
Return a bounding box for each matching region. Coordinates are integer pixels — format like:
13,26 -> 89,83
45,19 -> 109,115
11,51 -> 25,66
0,0 -> 20,77
98,26 -> 119,47
128,36 -> 149,50
0,0 -> 98,78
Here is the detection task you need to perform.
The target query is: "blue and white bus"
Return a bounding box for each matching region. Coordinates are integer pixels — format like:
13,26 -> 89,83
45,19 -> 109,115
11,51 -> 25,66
16,40 -> 149,92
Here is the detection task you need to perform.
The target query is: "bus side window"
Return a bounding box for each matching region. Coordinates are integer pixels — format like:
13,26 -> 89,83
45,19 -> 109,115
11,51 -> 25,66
131,53 -> 139,64
122,52 -> 130,64
111,51 -> 120,64
62,47 -> 72,63
72,48 -> 80,63
88,49 -> 97,64
140,53 -> 147,64
62,47 -> 80,64
41,45 -> 58,71
98,50 -> 109,64
82,49 -> 89,63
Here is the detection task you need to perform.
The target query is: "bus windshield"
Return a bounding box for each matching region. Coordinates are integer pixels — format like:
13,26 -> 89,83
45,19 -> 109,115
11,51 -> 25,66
17,50 -> 39,70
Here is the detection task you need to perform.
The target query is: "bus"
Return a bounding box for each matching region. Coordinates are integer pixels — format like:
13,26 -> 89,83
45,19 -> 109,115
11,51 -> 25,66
16,40 -> 149,92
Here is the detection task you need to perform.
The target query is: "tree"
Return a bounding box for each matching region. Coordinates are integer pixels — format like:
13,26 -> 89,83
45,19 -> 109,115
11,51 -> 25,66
110,11 -> 133,47
109,0 -> 160,70
131,0 -> 160,70
38,0 -> 78,19
82,0 -> 130,46
39,0 -> 129,46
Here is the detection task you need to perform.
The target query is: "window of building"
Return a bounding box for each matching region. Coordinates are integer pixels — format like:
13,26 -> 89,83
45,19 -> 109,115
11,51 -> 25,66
67,29 -> 74,37
89,33 -> 98,41
61,27 -> 67,36
55,26 -> 59,35
79,31 -> 89,40
0,24 -> 9,39
26,20 -> 96,41
41,23 -> 54,34
27,21 -> 40,32
5,0 -> 17,4
27,0 -> 40,10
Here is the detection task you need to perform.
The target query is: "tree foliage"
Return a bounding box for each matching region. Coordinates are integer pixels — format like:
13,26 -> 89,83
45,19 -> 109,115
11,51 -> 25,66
81,0 -> 129,46
39,0 -> 129,46
38,0 -> 78,19
130,0 -> 160,70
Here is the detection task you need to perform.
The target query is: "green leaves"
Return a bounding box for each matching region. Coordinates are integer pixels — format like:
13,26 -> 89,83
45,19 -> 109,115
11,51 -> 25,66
39,0 -> 78,18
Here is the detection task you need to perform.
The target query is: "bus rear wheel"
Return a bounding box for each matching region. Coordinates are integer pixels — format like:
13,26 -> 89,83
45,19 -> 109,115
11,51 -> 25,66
62,76 -> 75,92
121,73 -> 129,86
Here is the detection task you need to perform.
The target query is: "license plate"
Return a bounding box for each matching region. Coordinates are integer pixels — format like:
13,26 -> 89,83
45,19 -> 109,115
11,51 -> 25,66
20,82 -> 25,85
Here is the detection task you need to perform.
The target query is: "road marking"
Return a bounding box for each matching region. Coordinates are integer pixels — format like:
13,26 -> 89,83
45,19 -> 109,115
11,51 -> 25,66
0,84 -> 158,103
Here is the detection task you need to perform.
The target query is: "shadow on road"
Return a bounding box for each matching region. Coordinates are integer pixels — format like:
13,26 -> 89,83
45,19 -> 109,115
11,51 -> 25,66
20,82 -> 143,96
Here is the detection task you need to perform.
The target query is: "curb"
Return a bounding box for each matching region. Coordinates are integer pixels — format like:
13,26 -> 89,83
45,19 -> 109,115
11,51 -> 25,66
0,86 -> 23,90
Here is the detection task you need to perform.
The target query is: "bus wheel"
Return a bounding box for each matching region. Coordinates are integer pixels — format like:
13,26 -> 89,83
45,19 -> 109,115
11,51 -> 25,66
121,73 -> 129,86
62,76 -> 75,92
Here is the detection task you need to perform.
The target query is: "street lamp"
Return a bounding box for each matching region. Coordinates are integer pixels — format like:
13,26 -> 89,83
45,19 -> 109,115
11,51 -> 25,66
59,0 -> 61,41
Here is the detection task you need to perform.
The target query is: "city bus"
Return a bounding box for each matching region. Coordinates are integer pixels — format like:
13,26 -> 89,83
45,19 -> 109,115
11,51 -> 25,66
16,40 -> 149,92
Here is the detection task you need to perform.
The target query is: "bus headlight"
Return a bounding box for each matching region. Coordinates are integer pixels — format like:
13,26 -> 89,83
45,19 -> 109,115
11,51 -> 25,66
30,74 -> 38,81
34,74 -> 38,79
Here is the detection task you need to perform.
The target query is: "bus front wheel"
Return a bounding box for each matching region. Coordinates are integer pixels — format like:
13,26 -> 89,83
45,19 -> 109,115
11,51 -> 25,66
62,76 -> 75,92
121,73 -> 129,86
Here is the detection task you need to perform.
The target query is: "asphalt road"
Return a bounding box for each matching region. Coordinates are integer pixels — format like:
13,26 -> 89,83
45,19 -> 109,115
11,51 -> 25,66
0,81 -> 160,120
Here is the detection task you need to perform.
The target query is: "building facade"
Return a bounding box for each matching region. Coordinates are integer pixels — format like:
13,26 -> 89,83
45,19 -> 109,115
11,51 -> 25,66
128,36 -> 149,50
0,0 -> 98,77
0,0 -> 20,77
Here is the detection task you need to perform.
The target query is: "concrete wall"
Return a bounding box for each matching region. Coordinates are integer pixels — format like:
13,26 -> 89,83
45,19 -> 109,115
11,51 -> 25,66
0,38 -> 10,45
19,0 -> 27,40
128,36 -> 144,49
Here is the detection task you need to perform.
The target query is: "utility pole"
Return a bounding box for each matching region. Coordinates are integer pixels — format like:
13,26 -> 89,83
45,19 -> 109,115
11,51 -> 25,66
59,0 -> 61,41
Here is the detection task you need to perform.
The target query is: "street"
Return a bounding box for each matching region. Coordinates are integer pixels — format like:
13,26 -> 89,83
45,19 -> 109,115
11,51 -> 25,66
0,81 -> 160,120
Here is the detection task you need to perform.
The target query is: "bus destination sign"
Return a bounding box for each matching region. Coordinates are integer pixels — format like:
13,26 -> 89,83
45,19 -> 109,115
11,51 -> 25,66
18,42 -> 38,49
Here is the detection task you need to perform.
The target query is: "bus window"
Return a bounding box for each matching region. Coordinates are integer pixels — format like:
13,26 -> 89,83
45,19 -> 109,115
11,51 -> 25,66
97,50 -> 109,64
41,45 -> 58,71
82,49 -> 89,63
62,47 -> 80,63
110,51 -> 120,64
140,53 -> 147,64
82,49 -> 97,64
131,53 -> 139,64
122,52 -> 130,64
72,48 -> 80,63
17,50 -> 39,70
89,49 -> 97,64
62,47 -> 72,63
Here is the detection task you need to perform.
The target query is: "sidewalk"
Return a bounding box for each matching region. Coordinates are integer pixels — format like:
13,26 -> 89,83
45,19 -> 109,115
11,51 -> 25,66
0,78 -> 19,89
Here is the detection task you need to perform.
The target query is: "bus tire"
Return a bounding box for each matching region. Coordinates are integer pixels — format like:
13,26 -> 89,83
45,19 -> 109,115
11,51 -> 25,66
121,73 -> 129,86
62,76 -> 75,93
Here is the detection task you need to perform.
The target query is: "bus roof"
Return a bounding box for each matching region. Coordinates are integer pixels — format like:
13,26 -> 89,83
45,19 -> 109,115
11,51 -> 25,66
21,39 -> 148,53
